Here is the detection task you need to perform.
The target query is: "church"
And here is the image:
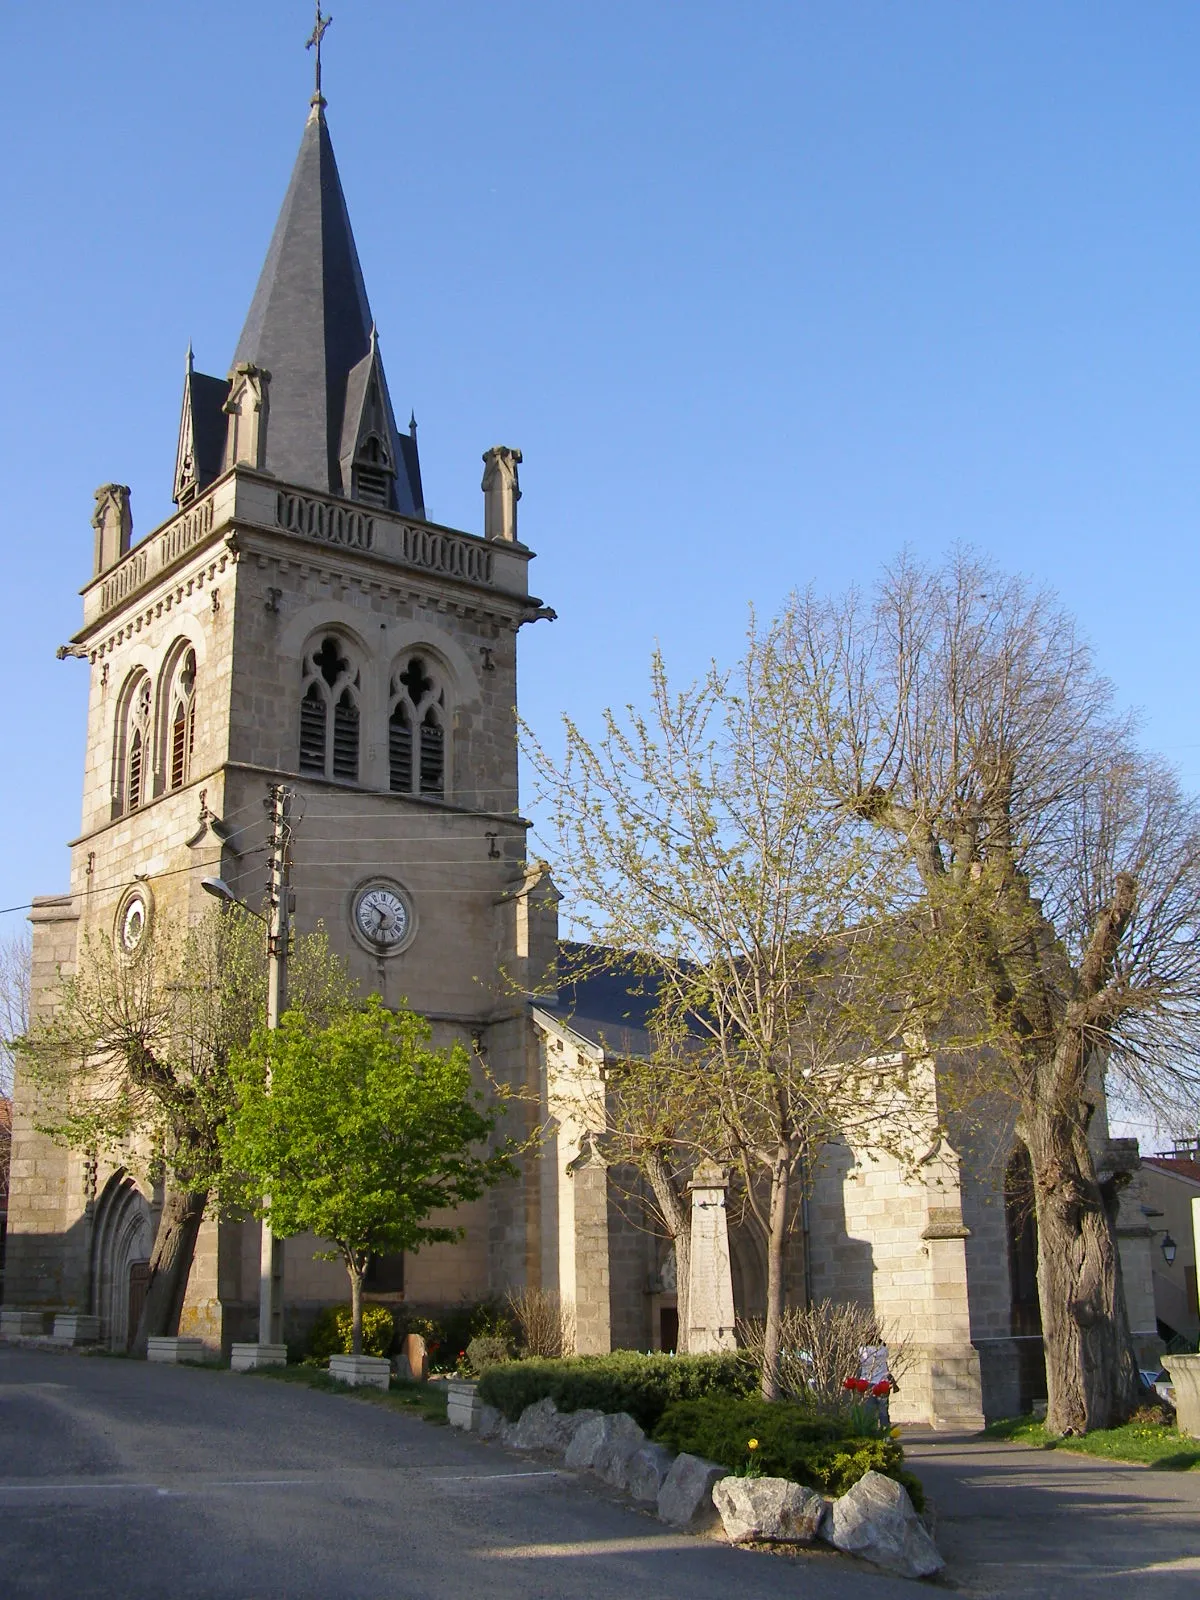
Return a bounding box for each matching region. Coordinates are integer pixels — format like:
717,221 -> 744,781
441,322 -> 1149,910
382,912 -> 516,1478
2,64 -> 1164,1428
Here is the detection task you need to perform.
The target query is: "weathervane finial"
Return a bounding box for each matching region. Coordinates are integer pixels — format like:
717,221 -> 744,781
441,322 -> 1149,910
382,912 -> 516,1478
306,5 -> 333,106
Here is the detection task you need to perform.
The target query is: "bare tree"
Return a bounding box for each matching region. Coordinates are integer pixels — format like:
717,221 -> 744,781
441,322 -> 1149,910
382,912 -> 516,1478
0,929 -> 31,1100
776,550 -> 1200,1432
19,908 -> 355,1353
530,637 -> 922,1397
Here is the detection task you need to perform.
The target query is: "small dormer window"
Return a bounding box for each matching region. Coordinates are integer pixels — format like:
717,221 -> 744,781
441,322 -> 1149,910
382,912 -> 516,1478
353,432 -> 392,508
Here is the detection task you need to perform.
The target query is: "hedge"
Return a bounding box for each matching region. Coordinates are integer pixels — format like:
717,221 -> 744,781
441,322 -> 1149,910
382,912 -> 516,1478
652,1396 -> 924,1510
476,1351 -> 755,1431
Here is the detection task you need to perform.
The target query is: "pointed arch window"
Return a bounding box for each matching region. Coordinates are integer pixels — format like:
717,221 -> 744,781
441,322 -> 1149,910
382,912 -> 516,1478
167,650 -> 197,791
389,655 -> 446,798
299,635 -> 361,782
124,676 -> 152,814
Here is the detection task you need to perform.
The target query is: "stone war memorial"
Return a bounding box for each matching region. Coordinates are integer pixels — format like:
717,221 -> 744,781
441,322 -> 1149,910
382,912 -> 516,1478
2,42 -> 1164,1429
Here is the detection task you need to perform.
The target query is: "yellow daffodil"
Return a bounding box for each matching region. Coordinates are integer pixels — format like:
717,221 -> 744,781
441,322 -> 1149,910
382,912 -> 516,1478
747,1438 -> 759,1450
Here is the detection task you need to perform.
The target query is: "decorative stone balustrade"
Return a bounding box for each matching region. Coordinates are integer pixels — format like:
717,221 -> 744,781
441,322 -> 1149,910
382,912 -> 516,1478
85,470 -> 524,631
95,490 -> 218,620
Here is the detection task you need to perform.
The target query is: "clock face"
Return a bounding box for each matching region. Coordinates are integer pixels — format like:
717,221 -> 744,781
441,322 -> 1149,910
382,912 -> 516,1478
118,889 -> 150,953
352,883 -> 412,953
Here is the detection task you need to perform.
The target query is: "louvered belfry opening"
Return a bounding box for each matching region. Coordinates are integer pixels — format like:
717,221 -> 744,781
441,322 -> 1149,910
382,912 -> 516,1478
419,712 -> 444,795
332,690 -> 359,780
389,702 -> 413,793
168,650 -> 197,792
122,676 -> 152,814
127,731 -> 144,812
299,683 -> 327,775
389,654 -> 446,798
299,635 -> 360,782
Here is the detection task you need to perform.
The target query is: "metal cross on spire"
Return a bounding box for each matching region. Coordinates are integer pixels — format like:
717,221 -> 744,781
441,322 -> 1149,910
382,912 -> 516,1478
306,5 -> 333,104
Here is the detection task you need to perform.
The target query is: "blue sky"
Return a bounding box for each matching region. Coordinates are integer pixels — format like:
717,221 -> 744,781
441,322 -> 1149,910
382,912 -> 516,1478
3,3 -> 1199,1126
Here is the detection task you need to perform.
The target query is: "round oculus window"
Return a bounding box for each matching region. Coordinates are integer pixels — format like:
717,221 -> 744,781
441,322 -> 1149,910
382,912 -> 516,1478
116,886 -> 152,954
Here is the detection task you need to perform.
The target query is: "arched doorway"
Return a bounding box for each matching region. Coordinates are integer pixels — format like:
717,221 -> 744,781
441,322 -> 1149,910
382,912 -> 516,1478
1004,1145 -> 1046,1410
90,1171 -> 154,1349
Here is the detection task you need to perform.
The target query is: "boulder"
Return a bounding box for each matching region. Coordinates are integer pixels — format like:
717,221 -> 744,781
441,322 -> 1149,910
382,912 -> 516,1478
712,1476 -> 826,1544
557,1408 -> 603,1450
592,1414 -> 647,1486
505,1398 -> 573,1452
828,1471 -> 943,1580
478,1404 -> 503,1439
624,1442 -> 676,1503
563,1413 -> 609,1470
656,1452 -> 725,1531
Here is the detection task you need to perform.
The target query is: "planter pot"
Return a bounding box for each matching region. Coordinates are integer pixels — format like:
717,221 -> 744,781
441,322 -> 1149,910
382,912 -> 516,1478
231,1343 -> 288,1372
329,1354 -> 391,1390
147,1337 -> 207,1364
446,1379 -> 482,1431
53,1314 -> 100,1344
1163,1354 -> 1200,1439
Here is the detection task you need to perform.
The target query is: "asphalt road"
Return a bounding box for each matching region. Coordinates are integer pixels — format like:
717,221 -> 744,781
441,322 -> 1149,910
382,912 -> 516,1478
905,1430 -> 1200,1599
0,1345 -> 917,1600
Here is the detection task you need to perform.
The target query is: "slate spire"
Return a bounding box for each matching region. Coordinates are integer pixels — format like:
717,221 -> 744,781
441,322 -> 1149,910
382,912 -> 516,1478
231,101 -> 423,516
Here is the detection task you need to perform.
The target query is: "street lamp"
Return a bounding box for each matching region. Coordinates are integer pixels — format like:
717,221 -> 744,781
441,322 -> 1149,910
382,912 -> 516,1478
201,876 -> 253,912
1161,1231 -> 1178,1267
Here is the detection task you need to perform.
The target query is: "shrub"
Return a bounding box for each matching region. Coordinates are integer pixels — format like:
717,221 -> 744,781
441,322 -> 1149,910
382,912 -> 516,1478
506,1287 -> 575,1357
652,1395 -> 923,1509
477,1350 -> 755,1430
465,1334 -> 512,1375
307,1303 -> 395,1361
737,1300 -> 912,1417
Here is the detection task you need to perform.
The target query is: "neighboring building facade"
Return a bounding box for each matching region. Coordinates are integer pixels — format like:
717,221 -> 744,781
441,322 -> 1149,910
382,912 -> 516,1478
3,82 -> 1160,1425
1142,1144 -> 1200,1349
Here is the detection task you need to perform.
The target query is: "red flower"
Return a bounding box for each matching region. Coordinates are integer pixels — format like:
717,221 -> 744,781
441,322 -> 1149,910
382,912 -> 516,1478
842,1376 -> 871,1393
871,1380 -> 892,1397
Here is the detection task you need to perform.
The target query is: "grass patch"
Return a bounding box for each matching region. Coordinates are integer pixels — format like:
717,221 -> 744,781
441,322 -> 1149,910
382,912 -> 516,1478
984,1414 -> 1200,1470
247,1363 -> 448,1425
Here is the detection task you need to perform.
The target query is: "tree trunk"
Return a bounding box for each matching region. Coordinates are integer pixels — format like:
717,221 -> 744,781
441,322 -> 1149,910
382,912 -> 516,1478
348,1262 -> 364,1356
645,1151 -> 691,1352
761,1150 -> 791,1401
1026,1117 -> 1141,1433
130,1185 -> 208,1358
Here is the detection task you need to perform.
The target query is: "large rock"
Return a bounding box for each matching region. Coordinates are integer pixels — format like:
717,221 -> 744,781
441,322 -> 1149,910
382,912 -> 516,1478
504,1398 -> 574,1452
478,1404 -> 503,1439
564,1411 -> 642,1472
712,1475 -> 826,1543
624,1442 -> 676,1503
829,1471 -> 943,1580
592,1414 -> 647,1486
656,1452 -> 725,1531
557,1408 -> 603,1450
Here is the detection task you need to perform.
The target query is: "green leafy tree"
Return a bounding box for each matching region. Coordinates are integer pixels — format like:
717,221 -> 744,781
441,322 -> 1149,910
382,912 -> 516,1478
220,998 -> 518,1355
19,908 -> 355,1354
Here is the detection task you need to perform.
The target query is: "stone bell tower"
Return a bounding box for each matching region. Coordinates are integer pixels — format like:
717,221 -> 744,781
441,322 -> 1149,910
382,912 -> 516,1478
5,69 -> 557,1347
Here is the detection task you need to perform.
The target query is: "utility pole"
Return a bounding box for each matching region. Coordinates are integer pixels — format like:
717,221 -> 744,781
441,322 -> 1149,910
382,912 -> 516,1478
259,784 -> 292,1349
